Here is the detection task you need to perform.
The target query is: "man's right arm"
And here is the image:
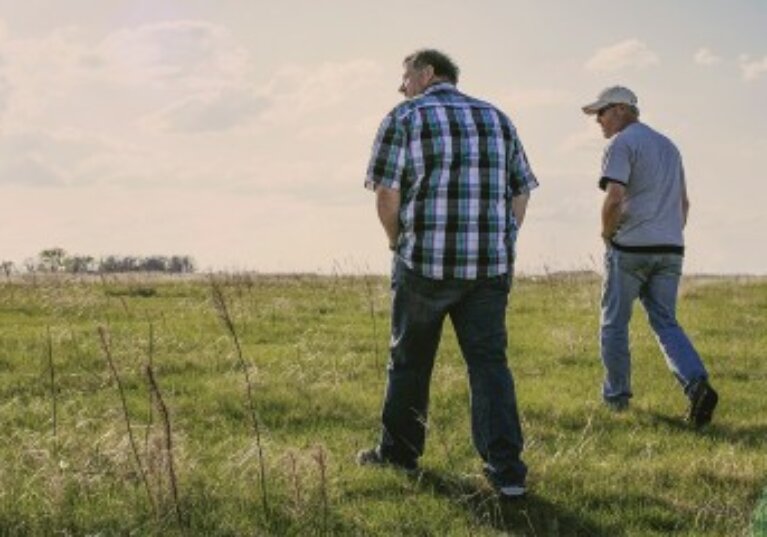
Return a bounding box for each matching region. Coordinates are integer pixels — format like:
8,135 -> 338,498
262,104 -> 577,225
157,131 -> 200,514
376,185 -> 401,250
364,111 -> 406,250
601,181 -> 626,242
681,167 -> 690,228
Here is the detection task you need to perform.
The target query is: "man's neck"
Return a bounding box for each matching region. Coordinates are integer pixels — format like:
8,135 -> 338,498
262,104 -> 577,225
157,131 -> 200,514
425,78 -> 452,90
618,118 -> 639,132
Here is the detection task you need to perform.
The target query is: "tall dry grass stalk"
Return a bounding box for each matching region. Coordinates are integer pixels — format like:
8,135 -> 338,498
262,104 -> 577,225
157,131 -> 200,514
361,273 -> 379,369
45,326 -> 58,457
209,276 -> 269,517
287,451 -> 303,514
145,362 -> 183,528
144,322 -> 156,457
432,417 -> 456,471
98,273 -> 129,314
313,446 -> 329,535
97,325 -> 157,518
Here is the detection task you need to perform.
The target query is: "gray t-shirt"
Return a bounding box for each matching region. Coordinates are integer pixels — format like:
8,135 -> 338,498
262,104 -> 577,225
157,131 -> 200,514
600,122 -> 686,247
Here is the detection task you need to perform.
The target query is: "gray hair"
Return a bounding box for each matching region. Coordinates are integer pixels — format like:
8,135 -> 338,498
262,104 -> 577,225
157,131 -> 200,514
625,105 -> 640,118
404,49 -> 460,84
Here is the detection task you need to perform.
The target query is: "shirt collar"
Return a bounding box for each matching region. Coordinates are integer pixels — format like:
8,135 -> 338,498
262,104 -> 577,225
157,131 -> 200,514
423,82 -> 456,95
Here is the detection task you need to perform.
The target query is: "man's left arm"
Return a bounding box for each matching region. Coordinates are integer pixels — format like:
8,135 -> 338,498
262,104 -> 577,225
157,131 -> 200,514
511,192 -> 530,228
506,131 -> 539,228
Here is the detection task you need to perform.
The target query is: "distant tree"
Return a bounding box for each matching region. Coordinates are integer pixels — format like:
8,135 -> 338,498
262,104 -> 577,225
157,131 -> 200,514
122,256 -> 140,272
39,248 -> 67,272
96,254 -> 195,274
143,256 -> 169,272
1,261 -> 14,279
169,255 -> 195,274
65,255 -> 96,274
99,256 -> 121,273
23,258 -> 37,273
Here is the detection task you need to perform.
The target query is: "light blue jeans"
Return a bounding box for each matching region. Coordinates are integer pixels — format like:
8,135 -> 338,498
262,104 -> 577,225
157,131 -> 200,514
600,247 -> 708,404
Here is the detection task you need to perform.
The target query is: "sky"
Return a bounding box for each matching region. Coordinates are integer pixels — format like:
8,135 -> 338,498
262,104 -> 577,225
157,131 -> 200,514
0,0 -> 765,275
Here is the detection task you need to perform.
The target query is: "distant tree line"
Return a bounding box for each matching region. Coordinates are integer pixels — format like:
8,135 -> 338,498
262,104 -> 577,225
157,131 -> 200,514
1,248 -> 196,275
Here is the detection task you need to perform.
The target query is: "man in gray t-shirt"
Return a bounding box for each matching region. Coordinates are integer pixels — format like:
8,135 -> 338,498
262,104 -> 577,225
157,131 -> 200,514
582,85 -> 718,427
600,121 -> 686,248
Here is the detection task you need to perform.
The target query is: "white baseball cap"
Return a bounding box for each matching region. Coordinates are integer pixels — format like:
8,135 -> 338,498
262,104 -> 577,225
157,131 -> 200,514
582,86 -> 638,115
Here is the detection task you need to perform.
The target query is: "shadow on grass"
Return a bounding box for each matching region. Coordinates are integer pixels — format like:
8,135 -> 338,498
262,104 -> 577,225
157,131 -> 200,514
638,409 -> 767,448
409,469 -> 620,537
754,486 -> 767,537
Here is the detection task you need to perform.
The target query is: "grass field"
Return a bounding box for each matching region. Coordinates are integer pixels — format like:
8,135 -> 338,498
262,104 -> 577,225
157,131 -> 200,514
0,271 -> 765,536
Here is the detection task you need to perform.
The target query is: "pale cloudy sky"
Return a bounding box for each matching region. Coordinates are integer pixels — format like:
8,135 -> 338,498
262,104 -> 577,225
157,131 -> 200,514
0,0 -> 764,274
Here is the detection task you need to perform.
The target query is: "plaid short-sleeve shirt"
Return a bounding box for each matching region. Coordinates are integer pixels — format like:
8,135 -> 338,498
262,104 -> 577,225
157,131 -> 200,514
365,83 -> 538,280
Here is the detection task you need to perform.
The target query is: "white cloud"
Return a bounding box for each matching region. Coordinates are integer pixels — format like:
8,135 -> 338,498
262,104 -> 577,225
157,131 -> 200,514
0,18 -> 388,197
142,59 -> 384,134
0,127 -> 137,187
0,20 -> 251,118
0,26 -> 95,118
499,88 -> 575,111
96,20 -> 250,90
0,152 -> 61,186
694,47 -> 722,66
560,125 -> 604,154
739,54 -> 767,81
142,89 -> 270,133
585,39 -> 659,72
260,60 -> 384,122
0,71 -> 10,118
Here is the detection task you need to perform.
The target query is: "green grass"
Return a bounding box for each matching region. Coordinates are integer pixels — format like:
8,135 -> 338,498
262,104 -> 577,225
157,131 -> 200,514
0,272 -> 765,536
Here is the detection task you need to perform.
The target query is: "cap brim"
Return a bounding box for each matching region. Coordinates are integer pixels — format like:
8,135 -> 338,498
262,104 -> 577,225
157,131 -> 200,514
582,100 -> 605,115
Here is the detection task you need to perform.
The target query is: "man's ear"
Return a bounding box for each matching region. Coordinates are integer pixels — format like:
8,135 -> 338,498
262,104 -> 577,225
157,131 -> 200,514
617,104 -> 631,117
421,65 -> 435,81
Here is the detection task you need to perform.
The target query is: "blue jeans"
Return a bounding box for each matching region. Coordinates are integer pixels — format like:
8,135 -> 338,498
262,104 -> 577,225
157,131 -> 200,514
378,257 -> 527,486
600,247 -> 708,403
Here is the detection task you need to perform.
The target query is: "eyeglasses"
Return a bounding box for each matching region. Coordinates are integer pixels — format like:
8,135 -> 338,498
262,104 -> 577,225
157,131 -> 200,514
597,104 -> 618,118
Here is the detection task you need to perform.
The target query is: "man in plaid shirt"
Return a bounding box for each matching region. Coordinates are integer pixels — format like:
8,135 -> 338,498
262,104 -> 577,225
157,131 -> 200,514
358,49 -> 538,498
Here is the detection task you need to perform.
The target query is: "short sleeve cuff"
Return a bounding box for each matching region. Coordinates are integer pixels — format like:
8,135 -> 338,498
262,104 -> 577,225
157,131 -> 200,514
599,176 -> 626,191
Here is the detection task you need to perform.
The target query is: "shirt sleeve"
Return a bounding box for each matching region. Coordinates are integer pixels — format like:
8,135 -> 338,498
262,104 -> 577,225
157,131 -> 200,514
507,135 -> 539,196
680,157 -> 686,188
599,134 -> 631,190
364,111 -> 407,192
